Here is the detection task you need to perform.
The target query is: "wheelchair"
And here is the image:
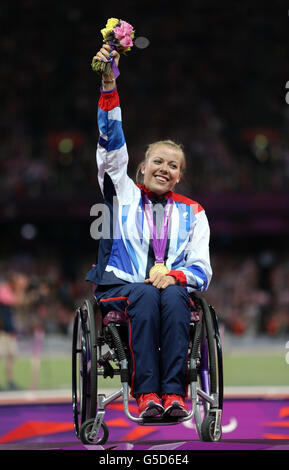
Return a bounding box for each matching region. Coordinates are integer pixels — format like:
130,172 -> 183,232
72,293 -> 223,445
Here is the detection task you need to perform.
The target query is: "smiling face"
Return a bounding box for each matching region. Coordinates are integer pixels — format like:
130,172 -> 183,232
141,144 -> 184,196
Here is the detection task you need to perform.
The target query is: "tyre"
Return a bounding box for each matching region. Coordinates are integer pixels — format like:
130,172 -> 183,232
190,295 -> 223,441
80,418 -> 109,445
201,415 -> 222,442
198,297 -> 218,396
72,300 -> 97,437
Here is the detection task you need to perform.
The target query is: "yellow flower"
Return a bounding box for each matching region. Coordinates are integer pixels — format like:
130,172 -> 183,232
106,17 -> 119,29
101,17 -> 119,39
100,27 -> 109,39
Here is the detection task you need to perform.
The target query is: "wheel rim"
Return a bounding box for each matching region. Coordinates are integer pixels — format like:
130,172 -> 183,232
198,298 -> 219,414
83,300 -> 97,419
190,296 -> 223,441
72,301 -> 98,437
84,421 -> 98,444
81,419 -> 108,445
72,308 -> 88,435
209,418 -> 221,441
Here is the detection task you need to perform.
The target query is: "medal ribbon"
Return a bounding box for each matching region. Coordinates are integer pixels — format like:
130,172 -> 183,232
142,192 -> 173,263
108,41 -> 120,79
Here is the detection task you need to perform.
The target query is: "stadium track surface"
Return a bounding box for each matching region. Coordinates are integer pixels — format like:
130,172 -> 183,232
0,389 -> 288,451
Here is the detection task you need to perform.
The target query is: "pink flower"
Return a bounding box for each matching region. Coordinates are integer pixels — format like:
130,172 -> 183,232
113,20 -> 133,41
119,35 -> 133,48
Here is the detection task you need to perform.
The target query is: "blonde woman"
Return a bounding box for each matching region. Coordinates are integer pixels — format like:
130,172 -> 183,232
87,45 -> 212,418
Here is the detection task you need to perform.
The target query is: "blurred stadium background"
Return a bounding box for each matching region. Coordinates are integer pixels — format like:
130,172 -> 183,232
0,1 -> 288,397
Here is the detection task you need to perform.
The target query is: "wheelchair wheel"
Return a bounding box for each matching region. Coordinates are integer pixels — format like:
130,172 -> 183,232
79,418 -> 109,445
201,415 -> 222,442
72,299 -> 97,438
191,296 -> 223,442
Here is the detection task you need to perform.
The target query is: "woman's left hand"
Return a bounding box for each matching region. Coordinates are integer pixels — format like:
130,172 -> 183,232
145,273 -> 177,290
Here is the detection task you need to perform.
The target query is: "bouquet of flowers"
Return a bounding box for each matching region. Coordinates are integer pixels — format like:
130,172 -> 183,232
91,18 -> 134,77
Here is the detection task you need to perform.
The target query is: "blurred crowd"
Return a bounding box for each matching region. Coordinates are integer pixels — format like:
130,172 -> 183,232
209,250 -> 289,337
0,255 -> 90,339
0,249 -> 288,341
1,2 -> 289,203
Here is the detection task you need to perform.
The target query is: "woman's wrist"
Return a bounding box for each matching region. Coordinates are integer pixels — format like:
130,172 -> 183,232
102,71 -> 116,91
102,76 -> 116,91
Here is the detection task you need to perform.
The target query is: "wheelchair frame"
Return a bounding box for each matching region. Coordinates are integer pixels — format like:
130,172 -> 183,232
72,293 -> 223,445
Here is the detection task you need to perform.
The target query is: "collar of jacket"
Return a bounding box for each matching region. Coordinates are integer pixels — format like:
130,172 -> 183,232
137,184 -> 173,200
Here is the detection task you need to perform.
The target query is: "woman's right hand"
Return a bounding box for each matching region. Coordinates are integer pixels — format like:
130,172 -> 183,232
92,44 -> 120,67
145,273 -> 177,290
92,44 -> 120,90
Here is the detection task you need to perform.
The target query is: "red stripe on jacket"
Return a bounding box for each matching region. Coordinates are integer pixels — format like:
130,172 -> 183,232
124,300 -> 136,397
171,192 -> 204,214
98,88 -> 119,112
137,184 -> 203,215
99,296 -> 128,303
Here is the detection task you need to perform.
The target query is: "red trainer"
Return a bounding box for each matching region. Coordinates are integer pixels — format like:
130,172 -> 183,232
162,394 -> 189,417
136,393 -> 164,418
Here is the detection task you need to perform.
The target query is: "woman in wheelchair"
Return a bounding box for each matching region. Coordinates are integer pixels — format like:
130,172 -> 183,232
86,45 -> 212,420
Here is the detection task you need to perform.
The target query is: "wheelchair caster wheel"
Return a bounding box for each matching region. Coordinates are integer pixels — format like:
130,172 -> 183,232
201,415 -> 222,442
79,418 -> 109,445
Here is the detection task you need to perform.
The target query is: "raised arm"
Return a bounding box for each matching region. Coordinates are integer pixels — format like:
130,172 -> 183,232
91,46 -> 137,202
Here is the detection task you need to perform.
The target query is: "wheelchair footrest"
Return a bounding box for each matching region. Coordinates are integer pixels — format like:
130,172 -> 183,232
140,416 -> 184,425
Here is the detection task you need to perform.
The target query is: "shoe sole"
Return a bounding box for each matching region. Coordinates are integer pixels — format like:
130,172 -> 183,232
139,404 -> 164,418
163,404 -> 189,418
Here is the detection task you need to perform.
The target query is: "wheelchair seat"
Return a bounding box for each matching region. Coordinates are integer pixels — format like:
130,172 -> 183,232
102,310 -> 127,326
102,302 -> 200,326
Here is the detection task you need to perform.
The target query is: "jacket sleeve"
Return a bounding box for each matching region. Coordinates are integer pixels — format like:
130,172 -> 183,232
168,209 -> 212,292
96,87 -> 137,203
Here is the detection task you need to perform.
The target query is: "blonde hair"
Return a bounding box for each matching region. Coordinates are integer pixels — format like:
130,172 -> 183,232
136,140 -> 186,184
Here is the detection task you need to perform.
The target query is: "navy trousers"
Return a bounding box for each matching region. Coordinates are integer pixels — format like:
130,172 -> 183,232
95,283 -> 191,397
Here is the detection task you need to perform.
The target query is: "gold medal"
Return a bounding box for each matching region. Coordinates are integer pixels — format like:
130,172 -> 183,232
149,262 -> 169,277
